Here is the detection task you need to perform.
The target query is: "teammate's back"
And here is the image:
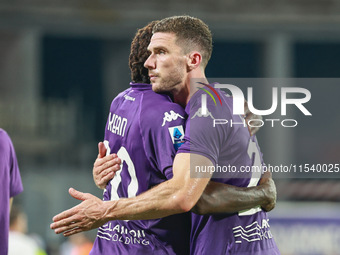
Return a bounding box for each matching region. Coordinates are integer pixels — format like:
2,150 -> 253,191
90,83 -> 190,255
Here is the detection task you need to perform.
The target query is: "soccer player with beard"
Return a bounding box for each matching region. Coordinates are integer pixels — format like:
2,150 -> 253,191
143,16 -> 279,255
51,17 -> 277,255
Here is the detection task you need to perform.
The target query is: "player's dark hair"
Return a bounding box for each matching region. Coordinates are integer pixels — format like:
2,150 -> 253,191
129,21 -> 159,83
153,15 -> 212,68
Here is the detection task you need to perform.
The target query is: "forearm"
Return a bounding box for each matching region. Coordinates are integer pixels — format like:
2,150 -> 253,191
103,153 -> 212,221
50,153 -> 213,236
192,181 -> 269,215
51,184 -> 192,237
104,180 -> 188,221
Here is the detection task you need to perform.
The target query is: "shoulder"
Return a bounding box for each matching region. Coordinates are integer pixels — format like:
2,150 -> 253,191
139,92 -> 186,153
0,128 -> 8,140
140,91 -> 186,127
142,91 -> 184,112
189,89 -> 233,120
0,129 -> 12,149
109,88 -> 131,106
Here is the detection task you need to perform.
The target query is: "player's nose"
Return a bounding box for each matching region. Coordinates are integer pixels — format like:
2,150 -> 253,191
144,54 -> 155,69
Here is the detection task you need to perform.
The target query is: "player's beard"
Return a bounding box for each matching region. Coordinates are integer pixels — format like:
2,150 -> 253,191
151,65 -> 185,94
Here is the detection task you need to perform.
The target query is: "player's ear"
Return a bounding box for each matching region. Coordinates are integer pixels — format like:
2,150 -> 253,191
187,51 -> 202,71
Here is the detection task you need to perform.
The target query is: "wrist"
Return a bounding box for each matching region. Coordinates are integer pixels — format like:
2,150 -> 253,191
257,179 -> 277,211
102,200 -> 116,222
255,183 -> 270,207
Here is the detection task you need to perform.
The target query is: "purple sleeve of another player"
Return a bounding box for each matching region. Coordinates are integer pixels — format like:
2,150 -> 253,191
0,130 -> 23,197
8,134 -> 23,197
139,94 -> 187,179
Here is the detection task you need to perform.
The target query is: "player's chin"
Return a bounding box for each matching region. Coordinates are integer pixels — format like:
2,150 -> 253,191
151,82 -> 165,93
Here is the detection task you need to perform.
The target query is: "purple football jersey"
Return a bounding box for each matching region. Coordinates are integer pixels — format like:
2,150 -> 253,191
178,85 -> 280,255
90,83 -> 190,255
0,129 -> 23,255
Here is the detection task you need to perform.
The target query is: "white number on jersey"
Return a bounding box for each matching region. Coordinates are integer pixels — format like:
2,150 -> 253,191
103,140 -> 139,200
238,138 -> 263,216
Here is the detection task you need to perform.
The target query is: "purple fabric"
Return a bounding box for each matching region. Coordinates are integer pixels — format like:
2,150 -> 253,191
178,86 -> 280,255
90,83 -> 190,255
0,129 -> 23,255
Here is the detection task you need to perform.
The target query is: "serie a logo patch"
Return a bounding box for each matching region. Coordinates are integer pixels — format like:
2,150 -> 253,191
168,125 -> 185,150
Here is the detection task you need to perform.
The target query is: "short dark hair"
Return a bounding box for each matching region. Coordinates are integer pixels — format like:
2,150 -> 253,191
153,15 -> 212,68
129,21 -> 159,83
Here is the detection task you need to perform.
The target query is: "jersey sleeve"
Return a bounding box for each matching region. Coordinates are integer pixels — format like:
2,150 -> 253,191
177,93 -> 230,166
9,137 -> 23,197
139,94 -> 187,179
0,130 -> 23,197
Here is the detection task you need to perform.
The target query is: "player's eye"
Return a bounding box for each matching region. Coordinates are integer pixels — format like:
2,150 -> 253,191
159,49 -> 166,55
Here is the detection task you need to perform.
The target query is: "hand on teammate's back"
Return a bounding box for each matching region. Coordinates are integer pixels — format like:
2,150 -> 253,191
258,171 -> 277,212
93,142 -> 122,190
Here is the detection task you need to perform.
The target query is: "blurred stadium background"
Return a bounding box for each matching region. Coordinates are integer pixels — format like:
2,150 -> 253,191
1,0 -> 340,254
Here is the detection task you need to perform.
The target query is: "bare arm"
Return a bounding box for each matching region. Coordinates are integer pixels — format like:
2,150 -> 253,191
191,101 -> 273,215
107,153 -> 212,220
51,153 -> 212,236
192,171 -> 276,215
93,143 -> 276,216
10,198 -> 13,211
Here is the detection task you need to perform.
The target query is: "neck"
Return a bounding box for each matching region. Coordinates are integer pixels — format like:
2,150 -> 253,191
173,67 -> 207,107
172,86 -> 189,108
